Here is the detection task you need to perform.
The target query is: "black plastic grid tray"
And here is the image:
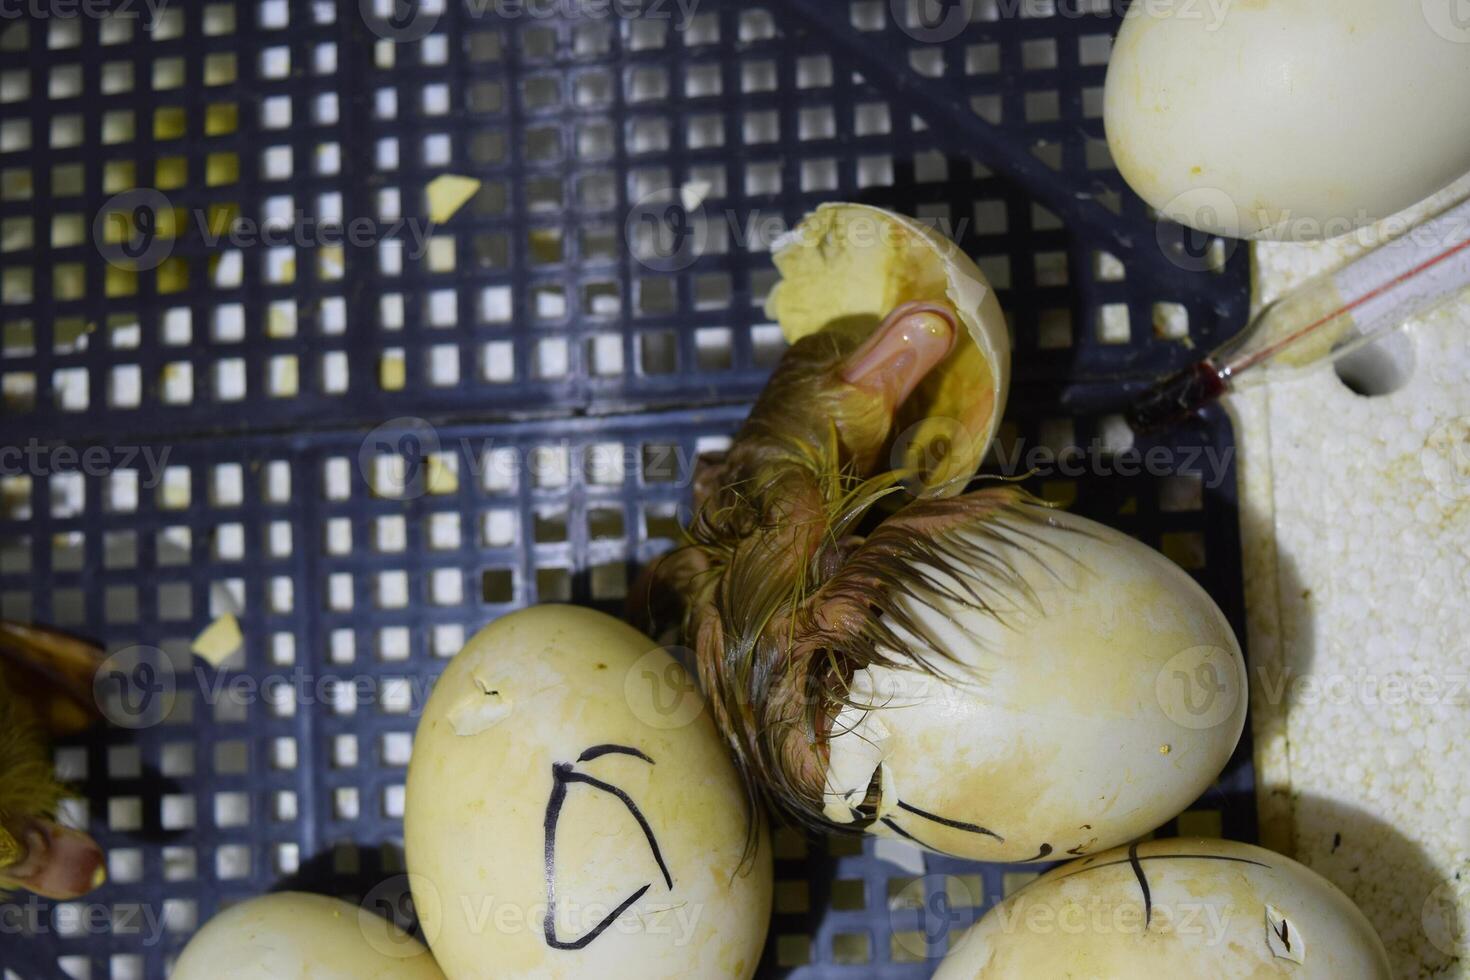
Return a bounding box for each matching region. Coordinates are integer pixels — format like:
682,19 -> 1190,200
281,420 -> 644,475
0,1 -> 1255,978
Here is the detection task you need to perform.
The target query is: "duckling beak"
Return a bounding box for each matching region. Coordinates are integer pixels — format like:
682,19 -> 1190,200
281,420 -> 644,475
0,818 -> 105,899
841,301 -> 957,412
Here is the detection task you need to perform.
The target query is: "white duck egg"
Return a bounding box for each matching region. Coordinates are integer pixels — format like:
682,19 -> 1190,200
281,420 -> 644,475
404,605 -> 771,980
1105,0 -> 1470,241
171,892 -> 446,980
822,508 -> 1246,862
934,838 -> 1391,978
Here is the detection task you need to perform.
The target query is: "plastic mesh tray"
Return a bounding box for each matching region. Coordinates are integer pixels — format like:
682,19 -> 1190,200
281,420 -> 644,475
0,2 -> 1254,977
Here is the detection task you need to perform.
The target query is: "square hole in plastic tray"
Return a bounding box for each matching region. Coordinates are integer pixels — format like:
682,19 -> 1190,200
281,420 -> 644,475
0,2 -> 1253,977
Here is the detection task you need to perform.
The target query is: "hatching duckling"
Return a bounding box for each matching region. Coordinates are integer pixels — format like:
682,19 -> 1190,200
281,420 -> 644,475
0,620 -> 107,899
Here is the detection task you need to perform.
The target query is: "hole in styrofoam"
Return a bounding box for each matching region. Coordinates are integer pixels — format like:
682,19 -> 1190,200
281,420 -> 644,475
1333,328 -> 1416,398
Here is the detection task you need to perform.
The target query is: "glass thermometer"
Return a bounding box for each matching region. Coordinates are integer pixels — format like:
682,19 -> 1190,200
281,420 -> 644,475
1130,196 -> 1470,431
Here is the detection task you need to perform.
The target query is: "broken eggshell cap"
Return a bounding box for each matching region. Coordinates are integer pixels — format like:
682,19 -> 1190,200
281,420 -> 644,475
764,203 -> 1010,497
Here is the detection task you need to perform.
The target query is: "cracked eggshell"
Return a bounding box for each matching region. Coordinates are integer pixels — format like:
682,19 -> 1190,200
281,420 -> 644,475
934,838 -> 1391,978
172,892 -> 446,980
404,605 -> 771,980
824,508 -> 1246,862
765,202 -> 1009,494
1104,0 -> 1470,241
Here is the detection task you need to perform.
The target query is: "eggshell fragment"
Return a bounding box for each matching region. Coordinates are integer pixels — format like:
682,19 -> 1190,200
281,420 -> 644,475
765,203 -> 1009,494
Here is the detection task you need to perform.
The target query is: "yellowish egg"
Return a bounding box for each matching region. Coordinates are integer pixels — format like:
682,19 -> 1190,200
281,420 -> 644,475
405,605 -> 771,980
1105,0 -> 1470,241
171,892 -> 445,979
822,507 -> 1247,862
935,838 -> 1391,977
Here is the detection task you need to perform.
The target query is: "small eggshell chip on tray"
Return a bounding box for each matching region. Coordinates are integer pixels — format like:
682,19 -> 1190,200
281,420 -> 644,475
405,605 -> 772,980
171,892 -> 446,980
425,174 -> 482,224
1104,0 -> 1470,241
934,838 -> 1392,978
191,612 -> 243,667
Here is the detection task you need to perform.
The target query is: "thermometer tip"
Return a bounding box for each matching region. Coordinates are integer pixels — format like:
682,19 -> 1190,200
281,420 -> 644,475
1126,361 -> 1228,434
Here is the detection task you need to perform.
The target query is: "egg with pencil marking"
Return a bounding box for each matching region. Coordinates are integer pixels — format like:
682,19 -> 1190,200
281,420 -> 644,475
405,605 -> 771,980
934,838 -> 1391,978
